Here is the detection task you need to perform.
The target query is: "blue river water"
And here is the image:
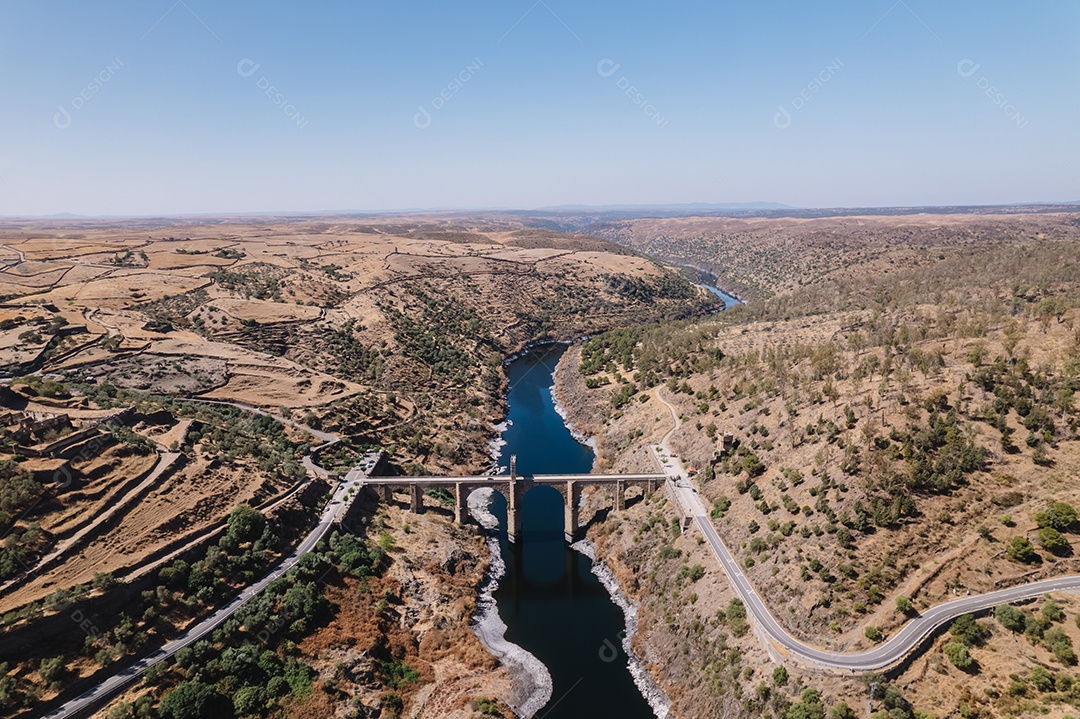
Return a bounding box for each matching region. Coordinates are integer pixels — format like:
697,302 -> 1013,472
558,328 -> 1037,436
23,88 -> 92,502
489,344 -> 655,719
700,283 -> 741,308
486,282 -> 735,717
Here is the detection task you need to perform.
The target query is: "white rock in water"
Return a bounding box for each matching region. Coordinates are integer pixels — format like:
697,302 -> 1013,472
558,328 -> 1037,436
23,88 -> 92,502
469,490 -> 553,718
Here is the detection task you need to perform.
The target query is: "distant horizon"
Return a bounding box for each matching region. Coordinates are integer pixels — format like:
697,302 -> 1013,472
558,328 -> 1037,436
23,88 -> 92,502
3,198 -> 1078,222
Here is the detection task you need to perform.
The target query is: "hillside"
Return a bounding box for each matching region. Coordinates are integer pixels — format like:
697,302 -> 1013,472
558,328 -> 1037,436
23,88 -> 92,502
558,213 -> 1080,719
587,212 -> 1080,301
0,216 -> 716,718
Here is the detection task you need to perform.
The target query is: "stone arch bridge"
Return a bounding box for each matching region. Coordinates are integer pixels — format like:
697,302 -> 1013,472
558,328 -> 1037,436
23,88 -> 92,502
360,462 -> 667,542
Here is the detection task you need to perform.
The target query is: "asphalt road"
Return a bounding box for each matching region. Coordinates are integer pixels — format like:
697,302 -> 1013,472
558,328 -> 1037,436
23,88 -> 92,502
42,453 -> 375,719
652,388 -> 1080,671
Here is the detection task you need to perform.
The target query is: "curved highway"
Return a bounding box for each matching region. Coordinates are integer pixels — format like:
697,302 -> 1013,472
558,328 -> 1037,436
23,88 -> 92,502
652,388 -> 1080,671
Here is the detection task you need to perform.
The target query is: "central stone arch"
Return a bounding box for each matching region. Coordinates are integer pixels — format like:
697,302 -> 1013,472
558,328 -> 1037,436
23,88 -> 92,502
528,479 -> 581,542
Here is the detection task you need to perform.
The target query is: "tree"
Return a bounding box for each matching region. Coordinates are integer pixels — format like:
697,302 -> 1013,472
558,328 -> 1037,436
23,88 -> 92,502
1036,526 -> 1071,552
950,614 -> 985,645
828,702 -> 855,719
895,596 -> 914,615
1042,598 -> 1063,622
1030,665 -> 1054,692
0,461 -> 42,529
106,703 -> 134,719
1034,502 -> 1078,532
1044,628 -> 1076,665
227,505 -> 266,545
773,665 -> 789,687
38,656 -> 65,685
743,454 -> 765,477
727,597 -> 749,637
995,604 -> 1026,632
864,625 -> 882,642
91,572 -> 119,590
1006,536 -> 1037,563
158,681 -> 232,719
233,685 -> 268,716
786,688 -> 825,719
943,641 -> 974,671
220,645 -> 262,684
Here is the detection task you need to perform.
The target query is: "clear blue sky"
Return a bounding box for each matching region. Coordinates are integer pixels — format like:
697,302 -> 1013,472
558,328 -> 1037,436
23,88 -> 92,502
2,1 -> 1078,215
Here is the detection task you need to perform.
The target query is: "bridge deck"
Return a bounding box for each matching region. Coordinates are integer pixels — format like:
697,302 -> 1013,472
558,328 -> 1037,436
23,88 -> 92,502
361,472 -> 668,485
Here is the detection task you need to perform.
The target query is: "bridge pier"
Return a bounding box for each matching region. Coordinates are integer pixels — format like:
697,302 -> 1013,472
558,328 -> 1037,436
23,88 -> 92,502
564,480 -> 582,542
507,480 -> 522,542
366,472 -> 666,543
453,482 -> 466,525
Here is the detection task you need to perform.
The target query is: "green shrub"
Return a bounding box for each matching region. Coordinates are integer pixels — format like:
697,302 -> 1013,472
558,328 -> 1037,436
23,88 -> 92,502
1038,527 -> 1069,554
1042,598 -> 1063,622
994,604 -> 1026,632
1034,502 -> 1078,532
158,680 -> 231,719
943,641 -> 974,671
1044,628 -> 1076,665
227,505 -> 266,544
1030,665 -> 1055,692
950,614 -> 985,646
1006,536 -> 1037,563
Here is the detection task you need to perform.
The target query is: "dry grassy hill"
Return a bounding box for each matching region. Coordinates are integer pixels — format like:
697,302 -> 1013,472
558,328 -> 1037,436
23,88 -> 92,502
559,214 -> 1080,719
589,212 -> 1080,301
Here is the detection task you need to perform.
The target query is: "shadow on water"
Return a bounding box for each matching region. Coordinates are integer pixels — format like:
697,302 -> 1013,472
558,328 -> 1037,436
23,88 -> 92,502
489,344 -> 655,719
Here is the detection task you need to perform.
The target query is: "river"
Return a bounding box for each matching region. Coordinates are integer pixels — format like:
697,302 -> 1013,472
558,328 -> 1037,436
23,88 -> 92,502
699,282 -> 741,308
482,344 -> 659,719
479,283 -> 736,718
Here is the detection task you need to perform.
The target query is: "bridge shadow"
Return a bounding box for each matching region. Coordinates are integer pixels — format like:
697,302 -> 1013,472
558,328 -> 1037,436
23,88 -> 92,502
580,489 -> 645,537
582,506 -> 612,533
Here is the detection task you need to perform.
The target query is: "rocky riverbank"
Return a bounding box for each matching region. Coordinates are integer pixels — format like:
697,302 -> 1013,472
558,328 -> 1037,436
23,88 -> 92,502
467,489 -> 553,718
553,344 -> 770,719
551,347 -> 678,719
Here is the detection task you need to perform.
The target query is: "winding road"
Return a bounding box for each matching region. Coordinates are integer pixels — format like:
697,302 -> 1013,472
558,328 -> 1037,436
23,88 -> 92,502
651,387 -> 1080,672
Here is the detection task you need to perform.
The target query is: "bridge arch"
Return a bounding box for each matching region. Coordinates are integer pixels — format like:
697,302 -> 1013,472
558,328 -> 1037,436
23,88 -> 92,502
460,485 -> 508,532
519,483 -> 570,543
